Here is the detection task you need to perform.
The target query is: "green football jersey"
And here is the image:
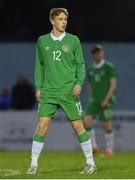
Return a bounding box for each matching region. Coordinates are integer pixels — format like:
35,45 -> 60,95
35,32 -> 85,95
87,61 -> 116,103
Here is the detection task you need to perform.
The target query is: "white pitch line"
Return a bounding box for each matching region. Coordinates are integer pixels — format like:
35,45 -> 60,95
0,169 -> 21,176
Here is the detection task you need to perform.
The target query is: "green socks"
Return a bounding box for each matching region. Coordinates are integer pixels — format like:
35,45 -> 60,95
85,126 -> 92,132
78,131 -> 90,143
33,134 -> 45,142
106,129 -> 113,134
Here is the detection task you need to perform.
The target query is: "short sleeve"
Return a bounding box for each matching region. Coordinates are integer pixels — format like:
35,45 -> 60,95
107,63 -> 116,79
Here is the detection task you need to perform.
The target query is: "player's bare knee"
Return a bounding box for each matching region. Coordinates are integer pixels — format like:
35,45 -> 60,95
38,122 -> 48,130
36,117 -> 51,133
72,120 -> 85,134
75,125 -> 84,134
103,121 -> 112,130
83,115 -> 93,128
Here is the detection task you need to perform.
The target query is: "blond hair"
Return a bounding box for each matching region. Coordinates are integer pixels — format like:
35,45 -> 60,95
91,44 -> 103,54
50,8 -> 69,20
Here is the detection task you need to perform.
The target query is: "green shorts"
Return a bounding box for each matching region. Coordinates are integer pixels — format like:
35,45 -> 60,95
86,99 -> 114,121
38,93 -> 83,121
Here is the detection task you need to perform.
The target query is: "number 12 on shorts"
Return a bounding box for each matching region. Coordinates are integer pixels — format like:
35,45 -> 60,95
76,102 -> 83,115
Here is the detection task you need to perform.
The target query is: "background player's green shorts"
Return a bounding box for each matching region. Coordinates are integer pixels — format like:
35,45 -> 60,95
38,93 -> 83,121
86,100 -> 114,121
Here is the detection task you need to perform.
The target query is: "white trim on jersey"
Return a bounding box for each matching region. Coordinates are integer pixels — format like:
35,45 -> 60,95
94,59 -> 105,68
50,31 -> 66,41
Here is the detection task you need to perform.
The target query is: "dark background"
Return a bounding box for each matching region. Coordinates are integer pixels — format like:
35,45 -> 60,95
1,0 -> 135,42
0,0 -> 135,110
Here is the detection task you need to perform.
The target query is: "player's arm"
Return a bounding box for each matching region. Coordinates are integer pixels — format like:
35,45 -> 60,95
101,64 -> 116,108
73,37 -> 85,96
88,83 -> 93,97
86,67 -> 93,97
34,38 -> 44,101
104,78 -> 116,102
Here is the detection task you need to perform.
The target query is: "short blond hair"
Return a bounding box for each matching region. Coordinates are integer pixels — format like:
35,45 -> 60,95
50,8 -> 69,20
91,44 -> 103,54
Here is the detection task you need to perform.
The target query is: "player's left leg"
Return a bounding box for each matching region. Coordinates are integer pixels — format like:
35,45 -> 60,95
100,107 -> 114,156
60,95 -> 96,174
71,120 -> 96,174
103,120 -> 114,156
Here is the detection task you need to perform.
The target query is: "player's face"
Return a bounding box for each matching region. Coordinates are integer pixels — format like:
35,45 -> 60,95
51,12 -> 68,33
93,51 -> 104,63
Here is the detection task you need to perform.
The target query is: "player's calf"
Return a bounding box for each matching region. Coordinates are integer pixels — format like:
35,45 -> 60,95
71,120 -> 96,171
103,121 -> 114,156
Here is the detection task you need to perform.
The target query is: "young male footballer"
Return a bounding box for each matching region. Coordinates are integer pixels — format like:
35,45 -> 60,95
83,45 -> 116,156
27,8 -> 96,175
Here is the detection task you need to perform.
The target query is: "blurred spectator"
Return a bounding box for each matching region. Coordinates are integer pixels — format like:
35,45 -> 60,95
11,74 -> 35,110
0,86 -> 11,110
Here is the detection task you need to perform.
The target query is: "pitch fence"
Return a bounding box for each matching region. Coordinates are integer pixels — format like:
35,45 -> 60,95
0,110 -> 135,151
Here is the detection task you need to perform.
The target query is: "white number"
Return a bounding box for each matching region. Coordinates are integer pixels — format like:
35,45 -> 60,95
76,102 -> 83,115
53,51 -> 61,61
104,109 -> 111,118
95,74 -> 100,82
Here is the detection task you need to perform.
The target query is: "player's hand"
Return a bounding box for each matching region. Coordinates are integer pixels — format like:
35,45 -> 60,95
36,90 -> 41,101
73,84 -> 81,96
101,98 -> 108,108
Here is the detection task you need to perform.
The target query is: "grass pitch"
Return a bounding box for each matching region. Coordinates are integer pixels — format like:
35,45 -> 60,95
0,151 -> 135,179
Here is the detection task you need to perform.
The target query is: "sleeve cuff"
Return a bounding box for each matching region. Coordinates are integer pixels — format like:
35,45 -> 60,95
76,81 -> 83,87
35,87 -> 41,91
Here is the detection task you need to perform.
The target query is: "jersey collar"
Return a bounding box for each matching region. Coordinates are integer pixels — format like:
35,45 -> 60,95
50,31 -> 66,41
94,59 -> 105,68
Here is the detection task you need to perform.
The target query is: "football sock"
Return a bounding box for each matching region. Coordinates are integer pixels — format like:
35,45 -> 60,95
85,126 -> 92,131
31,134 -> 45,167
105,129 -> 114,152
86,127 -> 98,149
78,131 -> 95,166
90,129 -> 98,149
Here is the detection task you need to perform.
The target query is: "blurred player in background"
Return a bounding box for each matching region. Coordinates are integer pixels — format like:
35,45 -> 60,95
28,8 -> 96,175
83,45 -> 116,157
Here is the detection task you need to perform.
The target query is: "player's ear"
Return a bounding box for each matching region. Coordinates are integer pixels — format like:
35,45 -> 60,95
50,19 -> 55,26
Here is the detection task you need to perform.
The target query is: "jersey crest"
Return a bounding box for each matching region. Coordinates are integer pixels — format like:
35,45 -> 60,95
62,44 -> 70,53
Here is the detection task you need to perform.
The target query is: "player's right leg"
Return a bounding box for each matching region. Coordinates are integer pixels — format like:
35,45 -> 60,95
27,95 -> 57,174
83,115 -> 99,153
27,117 -> 51,174
83,101 -> 99,153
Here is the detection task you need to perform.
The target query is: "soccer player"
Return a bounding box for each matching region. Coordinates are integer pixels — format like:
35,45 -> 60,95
27,8 -> 96,174
83,45 -> 116,156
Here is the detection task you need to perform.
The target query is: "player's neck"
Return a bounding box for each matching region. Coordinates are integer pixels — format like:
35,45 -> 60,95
94,59 -> 105,68
52,29 -> 64,37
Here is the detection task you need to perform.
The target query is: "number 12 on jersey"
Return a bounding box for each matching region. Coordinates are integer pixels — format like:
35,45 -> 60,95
53,51 -> 61,61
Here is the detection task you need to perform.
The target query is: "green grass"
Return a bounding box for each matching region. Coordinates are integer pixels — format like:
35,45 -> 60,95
0,151 -> 135,179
